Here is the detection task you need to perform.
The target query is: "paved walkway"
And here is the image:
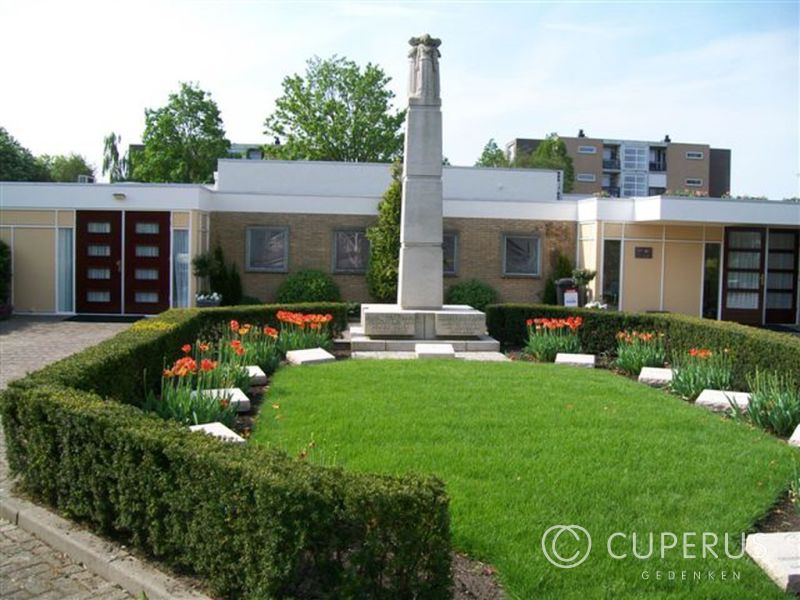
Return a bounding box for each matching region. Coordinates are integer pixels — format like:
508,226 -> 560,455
0,316 -> 132,599
0,317 -> 129,389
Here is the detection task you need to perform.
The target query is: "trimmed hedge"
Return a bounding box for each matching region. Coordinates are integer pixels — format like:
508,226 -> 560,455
15,303 -> 349,406
2,303 -> 452,598
486,304 -> 800,390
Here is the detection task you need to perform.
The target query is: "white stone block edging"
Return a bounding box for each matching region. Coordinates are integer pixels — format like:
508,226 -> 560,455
745,532 -> 800,593
286,347 -> 336,365
638,367 -> 673,386
190,388 -> 250,413
789,424 -> 800,448
415,343 -> 456,359
554,353 -> 595,368
695,389 -> 750,413
245,365 -> 267,386
189,422 -> 245,443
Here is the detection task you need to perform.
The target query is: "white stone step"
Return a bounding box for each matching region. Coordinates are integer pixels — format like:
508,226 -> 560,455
695,389 -> 750,412
638,367 -> 673,386
350,334 -> 500,352
245,365 -> 267,386
415,343 -> 456,359
190,387 -> 250,412
746,532 -> 800,593
789,423 -> 800,448
555,353 -> 595,368
189,422 -> 245,443
286,347 -> 336,365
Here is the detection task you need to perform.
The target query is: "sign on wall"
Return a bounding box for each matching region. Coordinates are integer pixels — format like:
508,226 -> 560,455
635,246 -> 653,259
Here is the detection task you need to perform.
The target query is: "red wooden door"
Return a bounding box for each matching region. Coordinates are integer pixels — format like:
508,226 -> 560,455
721,228 -> 765,325
124,211 -> 171,314
75,211 -> 122,314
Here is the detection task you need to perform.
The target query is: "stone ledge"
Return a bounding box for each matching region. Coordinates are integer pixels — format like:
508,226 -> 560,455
746,532 -> 800,593
638,367 -> 673,386
191,388 -> 250,413
695,389 -> 750,412
790,424 -> 800,448
415,343 -> 456,359
245,365 -> 267,386
286,347 -> 336,365
189,422 -> 245,443
554,353 -> 596,368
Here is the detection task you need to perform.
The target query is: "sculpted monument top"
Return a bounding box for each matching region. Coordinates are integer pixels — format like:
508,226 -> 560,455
408,34 -> 441,103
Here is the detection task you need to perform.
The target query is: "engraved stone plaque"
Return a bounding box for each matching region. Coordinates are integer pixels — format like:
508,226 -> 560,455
434,312 -> 486,337
364,312 -> 417,336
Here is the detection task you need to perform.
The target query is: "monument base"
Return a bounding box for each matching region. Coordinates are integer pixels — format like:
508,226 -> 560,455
352,304 -> 500,352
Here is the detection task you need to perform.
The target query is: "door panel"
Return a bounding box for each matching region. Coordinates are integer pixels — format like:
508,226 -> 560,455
76,211 -> 122,314
124,211 -> 171,314
721,228 -> 765,325
765,230 -> 798,324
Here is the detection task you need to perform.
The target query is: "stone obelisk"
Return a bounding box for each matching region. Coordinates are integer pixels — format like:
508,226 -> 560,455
397,34 -> 443,310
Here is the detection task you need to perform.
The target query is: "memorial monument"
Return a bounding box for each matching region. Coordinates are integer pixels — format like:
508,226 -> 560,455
353,35 -> 498,352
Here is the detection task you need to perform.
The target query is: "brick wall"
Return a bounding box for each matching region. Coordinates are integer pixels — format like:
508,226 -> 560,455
210,212 -> 577,303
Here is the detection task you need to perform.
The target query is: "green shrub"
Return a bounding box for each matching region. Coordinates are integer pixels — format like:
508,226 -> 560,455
445,279 -> 498,311
192,245 -> 242,306
669,348 -> 733,401
1,306 -> 452,598
366,162 -> 402,302
739,371 -> 800,437
613,331 -> 666,376
276,269 -> 341,303
486,304 -> 800,390
542,251 -> 573,305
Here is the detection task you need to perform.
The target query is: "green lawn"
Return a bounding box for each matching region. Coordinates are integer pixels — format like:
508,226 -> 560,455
251,360 -> 798,599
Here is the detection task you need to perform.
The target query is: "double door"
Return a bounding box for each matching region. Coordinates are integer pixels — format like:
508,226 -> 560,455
75,211 -> 171,314
721,228 -> 798,325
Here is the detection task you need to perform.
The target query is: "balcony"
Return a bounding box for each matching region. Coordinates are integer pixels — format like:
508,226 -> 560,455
602,186 -> 620,197
602,158 -> 620,170
649,161 -> 667,172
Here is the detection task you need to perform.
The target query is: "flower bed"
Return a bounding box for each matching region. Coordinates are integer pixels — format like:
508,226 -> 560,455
1,303 -> 451,598
523,316 -> 582,362
613,330 -> 666,376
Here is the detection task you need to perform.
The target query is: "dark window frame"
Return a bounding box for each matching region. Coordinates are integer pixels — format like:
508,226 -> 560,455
502,233 -> 541,277
245,226 -> 289,273
332,229 -> 370,274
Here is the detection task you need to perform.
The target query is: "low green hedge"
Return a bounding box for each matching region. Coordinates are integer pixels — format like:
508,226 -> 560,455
486,304 -> 800,389
1,303 -> 452,598
16,303 -> 349,406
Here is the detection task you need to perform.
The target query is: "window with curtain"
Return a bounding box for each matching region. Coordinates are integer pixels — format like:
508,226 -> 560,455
172,230 -> 189,308
503,235 -> 540,276
57,228 -> 73,312
602,240 -> 621,309
246,227 -> 288,272
443,232 -> 458,275
334,230 -> 370,273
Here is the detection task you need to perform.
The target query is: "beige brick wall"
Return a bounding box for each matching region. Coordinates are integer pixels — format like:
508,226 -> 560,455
666,143 -> 711,193
563,137 -> 603,194
211,212 -> 577,304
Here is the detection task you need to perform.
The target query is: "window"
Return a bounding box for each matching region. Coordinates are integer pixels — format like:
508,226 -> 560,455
87,222 -> 110,234
577,145 -> 597,154
87,245 -> 110,257
443,232 -> 458,275
686,178 -> 703,187
503,235 -> 540,276
135,222 -> 159,234
576,173 -> 596,183
686,151 -> 704,160
87,291 -> 110,303
702,243 -> 721,319
602,240 -> 622,310
246,226 -> 288,272
172,230 -> 190,308
334,230 -> 370,273
87,268 -> 110,280
135,292 -> 159,304
135,269 -> 159,280
135,245 -> 159,257
622,173 -> 647,197
57,228 -> 73,312
622,145 -> 648,171
648,187 -> 666,196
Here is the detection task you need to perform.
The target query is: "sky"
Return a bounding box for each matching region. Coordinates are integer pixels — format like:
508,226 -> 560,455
1,0 -> 798,198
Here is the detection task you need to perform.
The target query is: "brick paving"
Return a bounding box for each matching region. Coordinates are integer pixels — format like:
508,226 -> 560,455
0,316 -> 133,599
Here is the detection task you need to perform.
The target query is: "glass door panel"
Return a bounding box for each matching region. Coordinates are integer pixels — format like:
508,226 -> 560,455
722,228 -> 765,325
765,229 -> 798,324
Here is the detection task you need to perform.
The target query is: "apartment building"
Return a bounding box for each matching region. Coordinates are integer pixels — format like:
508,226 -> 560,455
506,133 -> 731,198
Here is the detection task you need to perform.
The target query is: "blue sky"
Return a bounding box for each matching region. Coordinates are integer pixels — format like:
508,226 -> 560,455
1,0 -> 797,198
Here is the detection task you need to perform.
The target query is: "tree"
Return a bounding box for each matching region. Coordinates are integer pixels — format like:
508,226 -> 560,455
102,132 -> 131,182
133,82 -> 230,183
366,163 -> 402,301
475,138 -> 509,168
514,133 -> 575,192
264,56 -> 405,162
0,127 -> 50,181
37,153 -> 94,182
